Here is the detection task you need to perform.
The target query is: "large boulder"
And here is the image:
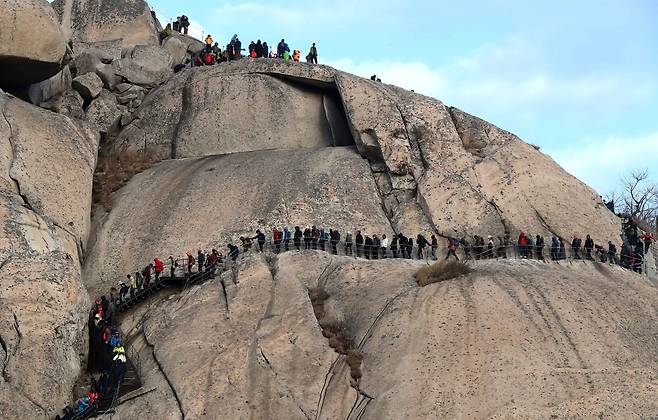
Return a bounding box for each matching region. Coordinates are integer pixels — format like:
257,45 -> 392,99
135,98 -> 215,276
85,89 -> 122,135
0,92 -> 99,419
112,252 -> 658,419
72,72 -> 103,102
111,59 -> 622,244
27,65 -> 73,105
0,0 -> 67,88
51,0 -> 159,49
163,36 -> 187,65
112,45 -> 174,87
40,89 -> 85,119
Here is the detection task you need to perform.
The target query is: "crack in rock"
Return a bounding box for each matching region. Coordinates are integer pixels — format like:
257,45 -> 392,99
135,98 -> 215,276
142,327 -> 185,419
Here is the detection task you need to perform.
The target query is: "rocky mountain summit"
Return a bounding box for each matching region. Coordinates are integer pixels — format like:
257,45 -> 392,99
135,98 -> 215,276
0,0 -> 656,419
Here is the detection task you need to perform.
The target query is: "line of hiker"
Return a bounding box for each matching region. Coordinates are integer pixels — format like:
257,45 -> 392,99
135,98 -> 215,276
107,225 -> 655,309
224,225 -> 653,274
55,298 -> 128,419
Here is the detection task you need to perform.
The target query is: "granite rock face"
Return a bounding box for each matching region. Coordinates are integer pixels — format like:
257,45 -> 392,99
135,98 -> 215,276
113,252 -> 658,419
109,59 -> 622,245
52,0 -> 160,49
0,92 -> 99,419
0,0 -> 67,88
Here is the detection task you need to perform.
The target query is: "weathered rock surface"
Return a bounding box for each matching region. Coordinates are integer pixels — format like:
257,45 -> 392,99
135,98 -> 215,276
113,252 -> 658,419
84,147 -> 392,292
111,59 -> 622,245
0,92 -> 98,418
27,65 -> 73,105
52,0 -> 159,49
40,89 -> 85,119
162,37 -> 187,65
72,73 -> 104,102
86,90 -> 122,135
0,0 -> 67,88
111,45 -> 174,87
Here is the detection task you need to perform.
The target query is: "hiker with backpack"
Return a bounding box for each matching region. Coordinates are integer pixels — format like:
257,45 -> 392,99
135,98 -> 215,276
277,39 -> 286,58
252,229 -> 266,252
417,234 -> 428,259
179,15 -> 190,34
205,34 -> 214,52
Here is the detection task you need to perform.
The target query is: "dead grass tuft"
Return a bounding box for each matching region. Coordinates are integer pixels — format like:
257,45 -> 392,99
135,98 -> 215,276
415,259 -> 471,287
308,287 -> 364,383
93,149 -> 159,211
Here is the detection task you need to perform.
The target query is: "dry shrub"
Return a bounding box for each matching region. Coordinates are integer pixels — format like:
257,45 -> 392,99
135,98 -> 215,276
93,149 -> 159,210
415,259 -> 471,287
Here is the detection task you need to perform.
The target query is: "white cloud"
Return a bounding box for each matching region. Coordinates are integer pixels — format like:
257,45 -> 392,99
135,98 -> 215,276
324,58 -> 446,96
549,131 -> 658,193
326,36 -> 655,113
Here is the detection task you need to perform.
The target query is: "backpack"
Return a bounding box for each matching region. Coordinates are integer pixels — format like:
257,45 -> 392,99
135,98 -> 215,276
204,53 -> 213,65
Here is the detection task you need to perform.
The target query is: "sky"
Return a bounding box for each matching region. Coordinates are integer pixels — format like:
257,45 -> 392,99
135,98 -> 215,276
149,0 -> 658,194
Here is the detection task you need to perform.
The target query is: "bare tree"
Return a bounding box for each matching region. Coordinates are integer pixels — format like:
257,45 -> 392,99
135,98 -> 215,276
617,170 -> 658,229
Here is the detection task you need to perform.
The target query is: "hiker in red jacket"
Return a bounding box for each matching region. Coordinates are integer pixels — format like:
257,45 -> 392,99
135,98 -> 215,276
518,232 -> 529,258
154,258 -> 164,282
272,226 -> 282,253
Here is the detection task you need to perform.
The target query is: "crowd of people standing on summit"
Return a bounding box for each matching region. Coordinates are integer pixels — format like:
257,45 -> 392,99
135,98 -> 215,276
188,34 -> 319,67
161,18 -> 319,69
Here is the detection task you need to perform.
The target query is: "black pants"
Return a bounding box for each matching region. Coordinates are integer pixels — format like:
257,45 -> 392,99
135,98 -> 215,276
331,241 -> 338,255
381,247 -> 387,258
345,244 -> 352,255
445,250 -> 458,260
356,245 -> 363,257
392,248 -> 398,258
284,239 -> 289,251
311,56 -> 318,64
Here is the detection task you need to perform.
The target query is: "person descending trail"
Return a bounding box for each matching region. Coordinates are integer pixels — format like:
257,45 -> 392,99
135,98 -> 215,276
584,234 -> 594,260
430,235 -> 438,259
294,226 -> 303,251
391,234 -> 398,258
283,226 -> 291,251
345,232 -> 353,255
551,236 -> 559,261
518,232 -> 528,258
364,235 -> 373,260
197,250 -> 205,272
417,234 -> 428,259
252,229 -> 266,252
446,238 -> 459,260
273,226 -> 282,253
186,252 -> 195,274
355,231 -> 364,257
380,234 -> 388,259
168,256 -> 177,277
154,258 -> 164,281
